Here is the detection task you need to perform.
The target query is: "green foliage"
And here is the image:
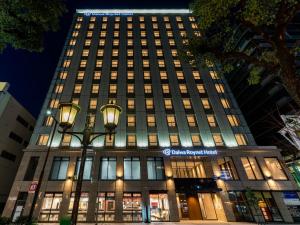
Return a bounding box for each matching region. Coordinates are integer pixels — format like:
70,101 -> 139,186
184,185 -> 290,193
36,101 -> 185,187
248,66 -> 263,85
0,217 -> 11,225
0,0 -> 66,53
60,215 -> 71,225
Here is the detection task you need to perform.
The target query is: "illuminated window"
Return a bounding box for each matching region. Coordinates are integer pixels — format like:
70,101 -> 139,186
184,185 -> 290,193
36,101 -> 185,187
127,17 -> 132,22
155,39 -> 161,46
152,23 -> 158,29
115,17 -> 120,22
37,135 -> 49,146
113,31 -> 119,37
92,84 -> 99,94
227,115 -> 239,126
183,99 -> 192,109
212,134 -> 224,146
197,84 -> 205,93
127,84 -> 134,94
160,71 -> 168,80
112,49 -> 118,57
100,31 -> 106,37
44,116 -> 54,126
59,72 -> 67,79
194,31 -> 201,37
72,98 -> 79,105
164,99 -> 173,109
176,71 -> 184,80
189,16 -> 195,22
87,31 -> 93,37
80,60 -> 87,67
94,71 -> 101,80
193,71 -> 201,80
207,115 -> 216,127
176,16 -> 182,21
143,60 -> 150,68
140,23 -> 145,29
89,99 -> 97,109
85,39 -> 91,46
215,84 -> 225,93
113,39 -> 119,46
63,60 -> 70,68
139,16 -> 144,21
143,71 -> 151,80
102,23 -> 107,29
141,49 -> 148,57
169,39 -> 175,46
127,135 -> 136,146
171,49 -> 178,57
158,60 -> 165,68
167,31 -> 173,37
99,39 -> 105,46
69,39 -> 76,46
209,71 -> 219,79
144,84 -> 152,94
167,115 -> 176,127
146,99 -> 154,109
75,23 -> 81,29
235,134 -> 247,146
127,49 -> 133,57
61,134 -> 72,147
82,49 -> 89,57
187,115 -> 197,127
165,23 -> 171,29
105,134 -> 114,147
147,115 -> 156,127
77,16 -> 83,22
170,134 -> 180,146
156,49 -> 163,57
191,134 -> 201,146
97,49 -> 104,57
162,84 -> 170,94
127,99 -> 135,109
110,71 -> 118,80
127,39 -> 133,46
141,39 -> 147,46
50,99 -> 59,108
191,23 -> 198,29
90,16 -> 96,22
148,134 -> 158,146
127,60 -> 134,68
201,99 -> 210,109
163,16 -> 169,22
127,31 -> 133,37
151,16 -> 157,22
112,60 -> 118,68
109,84 -> 117,94
127,71 -> 134,80
241,157 -> 263,180
55,84 -> 63,94
264,158 -> 287,180
77,72 -> 85,81
114,23 -> 120,29
66,49 -> 73,57
154,31 -> 160,37
179,84 -> 188,94
102,17 -> 107,22
74,84 -> 82,94
89,23 -> 95,29
127,115 -> 135,127
221,98 -> 230,108
96,60 -> 103,68
140,31 -> 146,37
180,31 -> 187,37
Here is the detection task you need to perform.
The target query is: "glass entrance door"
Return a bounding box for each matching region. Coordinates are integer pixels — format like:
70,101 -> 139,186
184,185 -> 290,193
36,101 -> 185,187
198,193 -> 218,220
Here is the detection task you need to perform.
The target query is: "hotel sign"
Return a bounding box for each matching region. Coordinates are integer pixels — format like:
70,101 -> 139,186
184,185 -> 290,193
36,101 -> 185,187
162,148 -> 217,156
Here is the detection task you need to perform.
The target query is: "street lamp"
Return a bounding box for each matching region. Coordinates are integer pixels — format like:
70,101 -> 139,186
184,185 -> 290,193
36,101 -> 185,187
57,102 -> 121,225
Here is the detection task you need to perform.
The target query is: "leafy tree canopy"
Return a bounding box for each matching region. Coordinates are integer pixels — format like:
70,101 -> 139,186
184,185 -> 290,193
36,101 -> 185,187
0,0 -> 66,52
186,0 -> 300,105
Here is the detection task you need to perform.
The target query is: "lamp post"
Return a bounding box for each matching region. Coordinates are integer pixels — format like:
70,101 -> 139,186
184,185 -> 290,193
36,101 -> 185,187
57,102 -> 121,225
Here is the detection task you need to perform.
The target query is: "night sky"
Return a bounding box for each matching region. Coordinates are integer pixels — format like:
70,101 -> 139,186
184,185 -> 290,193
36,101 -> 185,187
0,0 -> 192,118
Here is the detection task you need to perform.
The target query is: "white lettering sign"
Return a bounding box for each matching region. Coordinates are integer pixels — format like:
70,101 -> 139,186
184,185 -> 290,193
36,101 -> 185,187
162,148 -> 217,156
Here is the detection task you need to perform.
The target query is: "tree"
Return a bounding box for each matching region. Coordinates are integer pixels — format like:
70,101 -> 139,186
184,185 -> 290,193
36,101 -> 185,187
0,0 -> 66,52
185,0 -> 300,105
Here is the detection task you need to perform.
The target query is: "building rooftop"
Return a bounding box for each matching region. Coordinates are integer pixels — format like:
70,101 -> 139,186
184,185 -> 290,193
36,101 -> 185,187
76,9 -> 191,15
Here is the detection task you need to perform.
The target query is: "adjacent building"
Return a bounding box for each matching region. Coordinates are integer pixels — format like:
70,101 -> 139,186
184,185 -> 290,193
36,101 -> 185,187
2,9 -> 300,223
0,82 -> 35,214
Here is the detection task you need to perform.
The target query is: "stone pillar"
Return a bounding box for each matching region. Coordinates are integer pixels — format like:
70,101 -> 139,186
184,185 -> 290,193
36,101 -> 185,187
218,190 -> 236,222
115,156 -> 123,222
167,179 -> 179,222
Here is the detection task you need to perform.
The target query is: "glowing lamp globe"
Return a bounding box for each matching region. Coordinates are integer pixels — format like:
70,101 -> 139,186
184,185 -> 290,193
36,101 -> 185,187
58,103 -> 80,129
100,103 -> 122,132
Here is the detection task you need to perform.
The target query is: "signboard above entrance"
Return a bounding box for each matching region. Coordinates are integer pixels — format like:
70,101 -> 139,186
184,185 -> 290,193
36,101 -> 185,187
162,148 -> 217,156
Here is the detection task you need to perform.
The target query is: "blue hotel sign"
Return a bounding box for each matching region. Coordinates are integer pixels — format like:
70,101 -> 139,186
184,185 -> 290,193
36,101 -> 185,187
162,148 -> 217,156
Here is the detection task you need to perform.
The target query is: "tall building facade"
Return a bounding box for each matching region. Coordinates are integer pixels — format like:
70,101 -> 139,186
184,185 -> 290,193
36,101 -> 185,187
0,82 -> 35,214
3,9 -> 300,223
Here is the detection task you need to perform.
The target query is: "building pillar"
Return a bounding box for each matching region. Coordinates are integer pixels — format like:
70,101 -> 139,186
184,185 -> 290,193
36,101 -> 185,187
272,191 -> 293,223
86,185 -> 97,222
115,156 -> 123,222
167,179 -> 179,222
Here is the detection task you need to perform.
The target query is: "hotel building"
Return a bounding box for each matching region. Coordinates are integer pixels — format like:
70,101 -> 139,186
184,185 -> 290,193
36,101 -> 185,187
3,9 -> 300,223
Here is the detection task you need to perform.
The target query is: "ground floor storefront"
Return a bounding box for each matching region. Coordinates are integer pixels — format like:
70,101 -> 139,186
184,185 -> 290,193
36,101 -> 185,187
3,147 -> 300,223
